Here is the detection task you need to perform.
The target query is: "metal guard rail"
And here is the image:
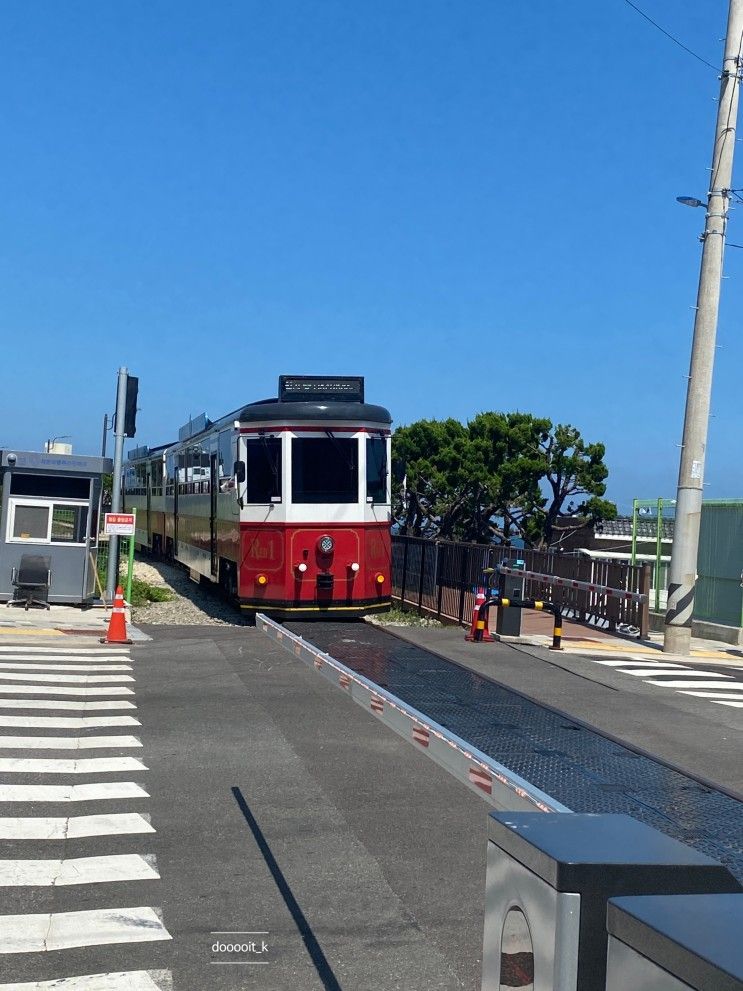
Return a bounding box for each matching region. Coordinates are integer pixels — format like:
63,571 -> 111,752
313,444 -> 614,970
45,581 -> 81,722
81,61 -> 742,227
498,565 -> 648,604
257,613 -> 570,815
476,592 -> 563,650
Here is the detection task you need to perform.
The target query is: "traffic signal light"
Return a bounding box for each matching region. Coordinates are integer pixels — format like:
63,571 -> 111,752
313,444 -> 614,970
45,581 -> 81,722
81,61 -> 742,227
124,375 -> 139,437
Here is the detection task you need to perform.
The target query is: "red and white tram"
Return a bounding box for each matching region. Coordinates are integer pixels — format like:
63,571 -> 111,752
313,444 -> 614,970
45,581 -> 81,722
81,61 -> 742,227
124,375 -> 392,618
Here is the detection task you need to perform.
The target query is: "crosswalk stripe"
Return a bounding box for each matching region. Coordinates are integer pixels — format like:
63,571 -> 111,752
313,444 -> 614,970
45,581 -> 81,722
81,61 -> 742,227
0,701 -> 136,711
0,970 -> 172,990
616,668 -> 732,678
0,813 -> 155,839
712,699 -> 743,708
597,659 -> 689,668
646,679 -> 743,689
0,716 -> 139,729
0,648 -> 130,656
0,906 -> 171,953
0,656 -> 132,664
0,673 -> 135,684
0,757 -> 147,774
679,691 -> 743,699
0,686 -> 134,696
0,664 -> 133,673
0,736 -> 141,750
0,854 -> 159,887
0,782 -> 149,802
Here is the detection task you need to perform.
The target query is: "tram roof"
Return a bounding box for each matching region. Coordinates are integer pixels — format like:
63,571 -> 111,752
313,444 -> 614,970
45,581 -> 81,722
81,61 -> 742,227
237,398 -> 392,425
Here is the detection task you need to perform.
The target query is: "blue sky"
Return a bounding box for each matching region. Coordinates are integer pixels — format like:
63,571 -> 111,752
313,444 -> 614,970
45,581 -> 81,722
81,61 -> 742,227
1,0 -> 740,513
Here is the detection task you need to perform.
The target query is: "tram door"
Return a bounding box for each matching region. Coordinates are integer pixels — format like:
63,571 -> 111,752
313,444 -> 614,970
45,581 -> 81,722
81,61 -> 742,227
209,453 -> 218,578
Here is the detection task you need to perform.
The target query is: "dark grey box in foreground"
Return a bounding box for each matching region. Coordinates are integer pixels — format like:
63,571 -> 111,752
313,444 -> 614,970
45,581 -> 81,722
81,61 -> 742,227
606,893 -> 743,991
481,812 -> 741,991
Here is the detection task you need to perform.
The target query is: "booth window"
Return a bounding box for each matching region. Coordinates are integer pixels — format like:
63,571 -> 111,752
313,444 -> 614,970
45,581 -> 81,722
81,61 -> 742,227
292,436 -> 358,503
8,499 -> 88,545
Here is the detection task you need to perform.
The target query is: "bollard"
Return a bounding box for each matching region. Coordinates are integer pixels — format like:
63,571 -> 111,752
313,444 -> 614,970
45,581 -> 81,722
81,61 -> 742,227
550,606 -> 563,651
605,893 -> 743,990
481,812 -> 741,991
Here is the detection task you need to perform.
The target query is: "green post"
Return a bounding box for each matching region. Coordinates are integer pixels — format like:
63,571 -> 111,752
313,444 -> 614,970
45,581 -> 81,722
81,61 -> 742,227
631,499 -> 639,566
125,509 -> 136,604
655,498 -> 663,613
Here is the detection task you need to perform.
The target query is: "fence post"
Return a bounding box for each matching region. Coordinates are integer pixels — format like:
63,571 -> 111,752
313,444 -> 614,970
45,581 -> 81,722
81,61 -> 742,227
418,540 -> 427,615
640,563 -> 651,639
400,536 -> 409,612
458,546 -> 468,625
435,542 -> 443,620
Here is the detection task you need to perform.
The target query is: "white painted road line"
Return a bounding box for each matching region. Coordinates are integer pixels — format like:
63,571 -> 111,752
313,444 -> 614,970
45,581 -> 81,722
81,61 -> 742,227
0,736 -> 141,750
0,699 -> 137,712
0,700 -> 136,711
679,691 -> 743,699
0,664 -> 133,673
0,854 -> 159,887
0,782 -> 149,803
597,659 -> 689,668
0,968 -> 172,990
616,668 -> 732,678
0,715 -> 140,729
0,673 -> 135,684
0,686 -> 134,696
0,905 -> 171,953
712,700 -> 743,708
0,813 -> 155,840
0,648 -> 130,654
646,679 -> 743,689
0,756 -> 147,774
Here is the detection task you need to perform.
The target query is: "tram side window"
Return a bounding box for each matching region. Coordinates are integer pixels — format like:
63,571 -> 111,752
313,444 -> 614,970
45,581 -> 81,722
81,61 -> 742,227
292,437 -> 358,504
366,437 -> 388,503
245,438 -> 282,503
165,454 -> 175,495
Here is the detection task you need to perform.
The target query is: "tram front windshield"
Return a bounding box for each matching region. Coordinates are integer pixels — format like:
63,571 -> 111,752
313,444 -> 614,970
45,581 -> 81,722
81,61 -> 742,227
292,436 -> 358,503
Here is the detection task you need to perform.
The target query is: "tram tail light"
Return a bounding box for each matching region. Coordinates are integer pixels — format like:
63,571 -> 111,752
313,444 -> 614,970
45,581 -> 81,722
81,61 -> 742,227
375,573 -> 385,586
256,574 -> 268,586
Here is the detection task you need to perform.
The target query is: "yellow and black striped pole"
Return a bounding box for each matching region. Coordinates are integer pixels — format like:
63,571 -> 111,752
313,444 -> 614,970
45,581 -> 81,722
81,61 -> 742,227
474,596 -> 563,650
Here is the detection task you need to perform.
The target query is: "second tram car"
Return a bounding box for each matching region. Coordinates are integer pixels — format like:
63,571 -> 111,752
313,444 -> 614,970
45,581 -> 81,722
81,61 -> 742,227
124,375 -> 392,618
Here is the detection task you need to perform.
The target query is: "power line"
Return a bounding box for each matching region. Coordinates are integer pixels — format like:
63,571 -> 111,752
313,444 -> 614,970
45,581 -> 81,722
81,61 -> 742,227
622,0 -> 720,72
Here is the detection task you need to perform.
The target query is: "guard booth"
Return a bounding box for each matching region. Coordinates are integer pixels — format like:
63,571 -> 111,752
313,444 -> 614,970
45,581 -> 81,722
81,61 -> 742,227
0,450 -> 112,606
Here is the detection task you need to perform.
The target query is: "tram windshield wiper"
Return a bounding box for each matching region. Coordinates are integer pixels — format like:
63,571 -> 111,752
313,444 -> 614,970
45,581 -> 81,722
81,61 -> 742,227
325,430 -> 357,472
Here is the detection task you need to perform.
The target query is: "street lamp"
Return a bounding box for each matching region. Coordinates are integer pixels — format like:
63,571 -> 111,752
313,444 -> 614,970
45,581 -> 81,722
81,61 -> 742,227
676,196 -> 707,209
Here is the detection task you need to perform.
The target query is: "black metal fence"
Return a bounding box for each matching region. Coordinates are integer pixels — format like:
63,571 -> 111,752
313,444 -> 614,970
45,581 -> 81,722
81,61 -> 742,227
392,536 -> 651,637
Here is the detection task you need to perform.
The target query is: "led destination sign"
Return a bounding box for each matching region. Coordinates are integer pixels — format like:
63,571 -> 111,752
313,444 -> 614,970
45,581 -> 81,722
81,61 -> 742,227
279,375 -> 365,403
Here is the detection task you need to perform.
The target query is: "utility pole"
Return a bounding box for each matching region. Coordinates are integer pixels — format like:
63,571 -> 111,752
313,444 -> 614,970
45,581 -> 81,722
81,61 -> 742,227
105,367 -> 128,602
664,0 -> 743,654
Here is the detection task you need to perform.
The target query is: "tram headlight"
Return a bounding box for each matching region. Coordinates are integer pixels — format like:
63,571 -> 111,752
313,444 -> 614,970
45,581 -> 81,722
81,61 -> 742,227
349,562 -> 360,572
296,562 -> 308,573
317,535 -> 334,555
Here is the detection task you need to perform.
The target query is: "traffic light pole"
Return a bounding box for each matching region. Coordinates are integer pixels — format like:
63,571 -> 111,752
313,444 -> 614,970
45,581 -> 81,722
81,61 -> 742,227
105,367 -> 129,602
664,0 -> 743,654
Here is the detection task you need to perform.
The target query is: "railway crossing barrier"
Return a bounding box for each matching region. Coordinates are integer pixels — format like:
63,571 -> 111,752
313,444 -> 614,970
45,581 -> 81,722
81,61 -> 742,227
258,613 -> 569,814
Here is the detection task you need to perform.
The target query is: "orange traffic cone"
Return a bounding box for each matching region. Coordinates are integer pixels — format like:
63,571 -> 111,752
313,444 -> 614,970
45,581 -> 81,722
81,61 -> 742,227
101,586 -> 132,645
465,588 -> 494,642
